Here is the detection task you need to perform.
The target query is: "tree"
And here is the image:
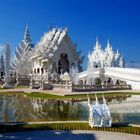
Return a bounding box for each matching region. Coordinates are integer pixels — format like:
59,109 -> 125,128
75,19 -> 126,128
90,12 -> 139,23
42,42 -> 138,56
77,50 -> 85,72
0,54 -> 5,79
5,44 -> 11,76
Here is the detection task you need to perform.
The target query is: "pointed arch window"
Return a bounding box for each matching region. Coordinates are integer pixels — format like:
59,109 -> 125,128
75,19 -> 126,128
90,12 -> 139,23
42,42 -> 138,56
34,69 -> 36,74
37,68 -> 40,74
41,68 -> 44,74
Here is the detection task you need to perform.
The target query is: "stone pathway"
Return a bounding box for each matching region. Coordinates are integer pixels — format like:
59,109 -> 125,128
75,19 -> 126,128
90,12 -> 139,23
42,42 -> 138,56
0,130 -> 140,140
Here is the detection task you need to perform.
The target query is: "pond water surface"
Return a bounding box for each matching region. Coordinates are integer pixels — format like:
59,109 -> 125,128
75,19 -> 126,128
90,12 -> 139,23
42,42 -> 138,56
0,94 -> 140,124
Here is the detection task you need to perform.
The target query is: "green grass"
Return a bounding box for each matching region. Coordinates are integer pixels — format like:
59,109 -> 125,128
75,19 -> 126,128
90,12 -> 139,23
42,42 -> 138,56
0,87 -> 10,90
0,90 -> 140,100
0,92 -> 24,95
24,92 -> 67,99
0,123 -> 140,135
24,92 -> 140,100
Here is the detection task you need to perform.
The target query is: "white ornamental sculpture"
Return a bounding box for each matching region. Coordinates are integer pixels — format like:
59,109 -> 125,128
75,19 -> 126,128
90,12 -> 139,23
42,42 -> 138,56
88,37 -> 104,68
88,95 -> 112,127
88,38 -> 124,69
11,25 -> 34,75
100,95 -> 112,127
104,40 -> 114,67
119,56 -> 124,67
114,49 -> 120,67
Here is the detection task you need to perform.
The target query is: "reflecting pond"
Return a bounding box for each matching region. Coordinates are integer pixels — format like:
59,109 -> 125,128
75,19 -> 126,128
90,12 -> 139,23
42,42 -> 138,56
0,94 -> 140,124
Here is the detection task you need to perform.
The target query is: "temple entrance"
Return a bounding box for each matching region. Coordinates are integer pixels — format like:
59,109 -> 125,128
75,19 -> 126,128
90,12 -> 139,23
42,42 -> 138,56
58,53 -> 69,74
0,72 -> 4,79
94,78 -> 101,85
107,77 -> 113,85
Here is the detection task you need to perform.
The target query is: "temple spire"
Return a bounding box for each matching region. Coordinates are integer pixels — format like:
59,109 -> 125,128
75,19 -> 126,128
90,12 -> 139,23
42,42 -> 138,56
96,36 -> 98,42
23,24 -> 31,43
107,38 -> 110,45
25,24 -> 28,32
12,25 -> 34,70
96,36 -> 99,46
106,38 -> 112,51
95,36 -> 101,50
107,39 -> 110,47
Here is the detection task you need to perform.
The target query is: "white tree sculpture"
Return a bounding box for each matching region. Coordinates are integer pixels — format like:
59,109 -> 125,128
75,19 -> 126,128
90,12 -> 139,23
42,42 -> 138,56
11,25 -> 34,75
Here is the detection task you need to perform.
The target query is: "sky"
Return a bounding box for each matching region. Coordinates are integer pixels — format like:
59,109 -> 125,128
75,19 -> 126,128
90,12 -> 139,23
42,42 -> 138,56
0,0 -> 140,69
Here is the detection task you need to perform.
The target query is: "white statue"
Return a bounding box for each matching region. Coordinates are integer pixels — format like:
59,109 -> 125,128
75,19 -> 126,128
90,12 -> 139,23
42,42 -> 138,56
87,94 -> 112,127
114,49 -> 120,67
119,56 -> 124,67
104,40 -> 114,67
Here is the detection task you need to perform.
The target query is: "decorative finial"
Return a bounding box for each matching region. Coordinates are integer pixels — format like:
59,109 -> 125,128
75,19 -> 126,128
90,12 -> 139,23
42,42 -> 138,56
25,23 -> 29,33
96,36 -> 98,42
49,25 -> 53,30
88,51 -> 91,58
64,27 -> 68,32
95,36 -> 101,49
107,38 -> 110,44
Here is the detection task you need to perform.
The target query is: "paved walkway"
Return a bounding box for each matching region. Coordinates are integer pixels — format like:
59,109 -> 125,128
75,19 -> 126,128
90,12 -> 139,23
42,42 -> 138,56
0,130 -> 140,140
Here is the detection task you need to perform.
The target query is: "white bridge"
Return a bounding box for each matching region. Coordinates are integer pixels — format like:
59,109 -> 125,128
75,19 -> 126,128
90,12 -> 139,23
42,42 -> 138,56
77,67 -> 140,90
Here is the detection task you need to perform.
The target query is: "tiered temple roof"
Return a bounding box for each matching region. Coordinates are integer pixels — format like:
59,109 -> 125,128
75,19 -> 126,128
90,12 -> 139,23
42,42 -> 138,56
31,27 -> 68,60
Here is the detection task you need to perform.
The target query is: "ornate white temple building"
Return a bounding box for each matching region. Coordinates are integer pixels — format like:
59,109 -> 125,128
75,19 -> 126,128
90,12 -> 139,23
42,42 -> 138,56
29,27 -> 84,89
85,38 -> 125,85
30,27 -> 81,83
1,26 -> 140,90
77,38 -> 140,90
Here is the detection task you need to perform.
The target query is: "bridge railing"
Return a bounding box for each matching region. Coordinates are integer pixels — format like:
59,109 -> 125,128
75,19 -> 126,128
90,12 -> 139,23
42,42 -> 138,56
72,84 -> 131,92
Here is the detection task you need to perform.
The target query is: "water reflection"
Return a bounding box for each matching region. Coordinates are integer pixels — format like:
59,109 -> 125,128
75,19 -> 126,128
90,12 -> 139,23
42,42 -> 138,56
0,94 -> 87,122
0,94 -> 140,124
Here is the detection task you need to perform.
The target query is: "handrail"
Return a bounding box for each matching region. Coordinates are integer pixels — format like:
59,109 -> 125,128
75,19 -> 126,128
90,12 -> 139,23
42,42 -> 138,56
72,84 -> 131,92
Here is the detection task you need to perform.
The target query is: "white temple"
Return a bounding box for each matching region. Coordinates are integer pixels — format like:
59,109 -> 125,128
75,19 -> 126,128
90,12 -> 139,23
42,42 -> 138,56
77,37 -> 140,90
1,26 -> 140,90
29,27 -> 83,88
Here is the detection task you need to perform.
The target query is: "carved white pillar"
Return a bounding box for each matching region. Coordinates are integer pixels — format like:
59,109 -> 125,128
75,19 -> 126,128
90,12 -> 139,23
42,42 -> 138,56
112,79 -> 117,85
